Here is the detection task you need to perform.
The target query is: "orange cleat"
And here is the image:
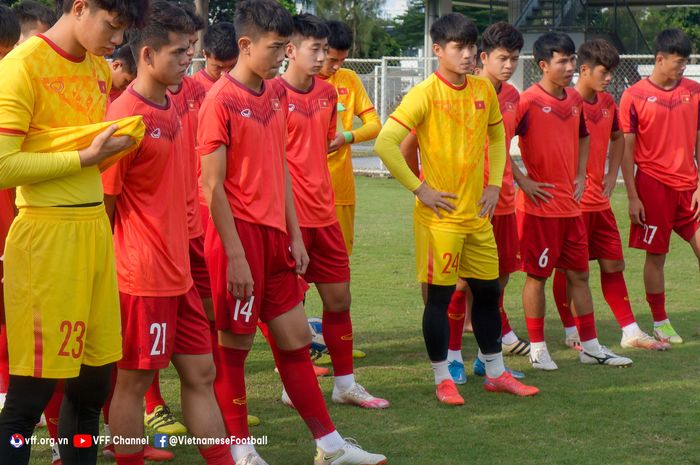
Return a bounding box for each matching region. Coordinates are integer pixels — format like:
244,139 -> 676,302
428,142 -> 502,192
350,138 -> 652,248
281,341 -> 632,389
313,364 -> 330,377
484,371 -> 539,397
435,379 -> 464,405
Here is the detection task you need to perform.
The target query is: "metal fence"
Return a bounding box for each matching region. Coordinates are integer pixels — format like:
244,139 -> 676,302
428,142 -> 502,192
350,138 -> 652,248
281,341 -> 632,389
190,55 -> 700,174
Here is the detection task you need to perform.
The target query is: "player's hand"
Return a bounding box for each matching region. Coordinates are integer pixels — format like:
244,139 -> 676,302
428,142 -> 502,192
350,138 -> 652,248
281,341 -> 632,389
227,254 -> 254,301
328,133 -> 346,153
602,172 -> 617,198
414,182 -> 457,219
478,185 -> 500,220
691,185 -> 700,221
628,196 -> 646,225
518,175 -> 554,207
78,124 -> 136,167
573,174 -> 586,202
290,236 -> 309,275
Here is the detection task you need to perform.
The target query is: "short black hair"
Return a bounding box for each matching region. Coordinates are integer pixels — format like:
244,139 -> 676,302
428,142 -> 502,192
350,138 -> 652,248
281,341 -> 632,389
12,0 -> 56,36
234,0 -> 293,40
0,5 -> 21,49
203,22 -> 239,60
533,31 -> 575,64
178,1 -> 205,32
128,0 -> 195,59
577,39 -> 619,71
653,28 -> 692,58
481,21 -> 523,54
430,13 -> 478,47
326,20 -> 352,51
292,13 -> 329,40
111,43 -> 136,74
56,0 -> 148,28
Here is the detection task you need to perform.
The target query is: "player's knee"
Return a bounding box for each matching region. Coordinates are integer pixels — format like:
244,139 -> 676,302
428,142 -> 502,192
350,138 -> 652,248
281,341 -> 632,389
426,284 -> 456,308
219,331 -> 255,351
466,278 -> 500,301
180,358 -> 216,390
565,270 -> 590,286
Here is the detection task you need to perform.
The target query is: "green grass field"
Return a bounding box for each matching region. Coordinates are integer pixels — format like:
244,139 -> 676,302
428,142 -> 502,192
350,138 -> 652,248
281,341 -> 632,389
29,177 -> 700,465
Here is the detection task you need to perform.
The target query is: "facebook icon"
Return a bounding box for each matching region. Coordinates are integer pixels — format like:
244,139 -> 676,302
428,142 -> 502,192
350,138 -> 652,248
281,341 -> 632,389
154,434 -> 169,448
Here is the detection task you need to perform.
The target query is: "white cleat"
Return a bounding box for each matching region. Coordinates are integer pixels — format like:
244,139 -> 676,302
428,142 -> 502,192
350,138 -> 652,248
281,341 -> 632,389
314,439 -> 387,465
331,383 -> 389,409
236,452 -> 270,465
620,331 -> 670,351
579,346 -> 633,367
529,345 -> 558,371
564,330 -> 582,351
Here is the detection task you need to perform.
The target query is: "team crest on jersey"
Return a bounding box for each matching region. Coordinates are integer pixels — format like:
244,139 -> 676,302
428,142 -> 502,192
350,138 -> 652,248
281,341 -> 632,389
681,94 -> 691,103
150,128 -> 161,139
338,87 -> 349,95
647,96 -> 657,102
601,108 -> 610,118
288,103 -> 296,112
271,98 -> 281,111
541,106 -> 552,113
572,106 -> 580,116
241,108 -> 252,118
319,98 -> 329,108
187,100 -> 197,110
98,80 -> 107,94
505,102 -> 516,112
474,100 -> 485,110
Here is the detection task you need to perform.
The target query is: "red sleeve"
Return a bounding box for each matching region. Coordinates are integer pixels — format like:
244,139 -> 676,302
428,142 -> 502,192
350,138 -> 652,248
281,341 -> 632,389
579,111 -> 589,138
328,93 -> 338,141
618,91 -> 637,134
197,93 -> 230,156
515,96 -> 528,136
611,104 -> 620,132
102,100 -> 136,195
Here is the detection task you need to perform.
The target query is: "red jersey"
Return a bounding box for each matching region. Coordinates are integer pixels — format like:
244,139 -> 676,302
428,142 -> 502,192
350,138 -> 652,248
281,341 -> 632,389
108,87 -> 122,105
515,84 -> 589,218
279,76 -> 338,228
197,75 -> 288,232
485,81 -> 519,215
193,68 -> 217,94
580,92 -> 619,212
619,77 -> 700,190
169,76 -> 206,238
0,189 -> 13,256
102,85 -> 192,297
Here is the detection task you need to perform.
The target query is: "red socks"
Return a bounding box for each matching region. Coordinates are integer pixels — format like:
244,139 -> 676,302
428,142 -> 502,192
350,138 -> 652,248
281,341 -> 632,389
144,371 -> 165,415
276,345 -> 335,439
447,290 -> 467,351
214,346 -> 250,439
322,310 -> 353,377
574,312 -> 597,342
199,444 -> 235,465
115,450 -> 144,465
498,290 -> 512,335
553,269 -> 576,328
0,325 -> 8,393
525,317 -> 545,343
646,292 -> 667,323
600,272 -> 636,328
45,382 -> 64,442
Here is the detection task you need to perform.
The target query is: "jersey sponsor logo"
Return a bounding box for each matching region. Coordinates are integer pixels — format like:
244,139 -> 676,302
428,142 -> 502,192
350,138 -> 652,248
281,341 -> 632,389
541,106 -> 552,113
475,100 -> 485,110
50,80 -> 64,94
271,98 -> 281,111
150,128 -> 161,139
288,103 -> 296,112
98,80 -> 107,94
338,87 -> 349,95
647,96 -> 657,102
240,108 -> 252,118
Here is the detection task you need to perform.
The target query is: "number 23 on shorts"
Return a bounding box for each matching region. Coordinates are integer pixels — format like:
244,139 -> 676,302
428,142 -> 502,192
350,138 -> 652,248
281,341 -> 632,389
58,320 -> 86,359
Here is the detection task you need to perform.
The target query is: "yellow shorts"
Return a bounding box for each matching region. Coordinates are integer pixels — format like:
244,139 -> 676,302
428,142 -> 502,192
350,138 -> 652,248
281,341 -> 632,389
414,221 -> 499,285
335,204 -> 355,256
3,205 -> 122,378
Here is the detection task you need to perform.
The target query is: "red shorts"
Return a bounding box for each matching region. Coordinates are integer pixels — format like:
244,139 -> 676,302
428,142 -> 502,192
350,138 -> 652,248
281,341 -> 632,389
189,235 -> 212,299
301,223 -> 351,283
629,170 -> 700,254
205,218 -> 308,334
492,213 -> 520,275
517,213 -> 589,278
118,286 -> 212,370
582,208 -> 624,261
0,260 -> 4,324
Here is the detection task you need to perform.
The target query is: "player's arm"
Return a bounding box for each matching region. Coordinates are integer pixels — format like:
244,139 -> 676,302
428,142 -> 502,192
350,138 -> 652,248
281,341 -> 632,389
603,129 -> 624,198
574,134 -> 590,202
104,194 -> 117,229
399,131 -> 420,178
283,157 -> 309,275
201,144 -> 253,301
375,118 -> 456,218
692,129 -> 700,220
480,121 -> 506,219
621,133 -> 643,224
329,76 -> 381,153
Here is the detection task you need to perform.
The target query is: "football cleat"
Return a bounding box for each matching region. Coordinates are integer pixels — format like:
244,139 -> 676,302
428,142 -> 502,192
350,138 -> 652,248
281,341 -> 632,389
472,358 -> 525,379
314,438 -> 387,465
447,360 -> 467,385
332,383 -> 389,409
529,345 -> 558,371
653,322 -> 683,344
621,331 -> 670,351
579,346 -> 633,367
484,371 -> 539,396
435,379 -> 464,406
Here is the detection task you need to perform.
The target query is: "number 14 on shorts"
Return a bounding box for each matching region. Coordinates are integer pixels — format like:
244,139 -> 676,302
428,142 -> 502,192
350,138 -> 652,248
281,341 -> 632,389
233,297 -> 255,322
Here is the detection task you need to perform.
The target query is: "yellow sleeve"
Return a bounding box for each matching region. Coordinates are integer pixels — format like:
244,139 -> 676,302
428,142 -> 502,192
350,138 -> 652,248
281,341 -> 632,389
348,72 -> 381,143
374,119 -> 421,192
486,122 -> 506,187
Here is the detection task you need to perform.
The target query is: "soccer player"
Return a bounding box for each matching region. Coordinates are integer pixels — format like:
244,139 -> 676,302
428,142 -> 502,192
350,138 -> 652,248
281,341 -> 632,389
0,0 -> 144,463
278,13 -> 389,410
375,13 -> 539,404
198,1 -> 387,463
320,20 -> 381,256
103,3 -> 234,465
12,0 -> 56,45
514,32 -> 632,371
194,21 -> 239,94
619,28 -> 700,344
552,39 -> 669,351
108,44 -> 137,103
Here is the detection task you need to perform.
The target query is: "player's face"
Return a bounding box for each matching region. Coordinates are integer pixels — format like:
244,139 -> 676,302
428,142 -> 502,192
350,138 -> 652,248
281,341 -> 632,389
320,48 -> 349,77
205,54 -> 237,79
586,64 -> 613,92
657,52 -> 687,81
186,32 -> 199,67
148,31 -> 193,87
482,47 -> 520,82
111,60 -> 135,91
289,36 -> 328,77
434,41 -> 477,76
541,52 -> 576,87
244,32 -> 289,80
75,2 -> 127,56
